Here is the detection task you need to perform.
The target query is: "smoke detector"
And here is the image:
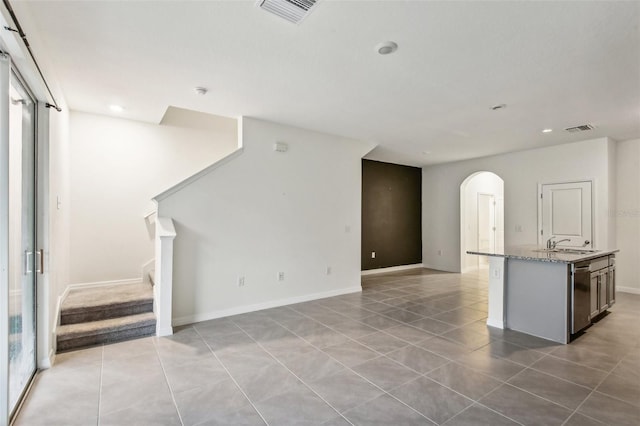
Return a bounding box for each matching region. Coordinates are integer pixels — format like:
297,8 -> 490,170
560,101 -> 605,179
258,0 -> 320,24
565,124 -> 595,133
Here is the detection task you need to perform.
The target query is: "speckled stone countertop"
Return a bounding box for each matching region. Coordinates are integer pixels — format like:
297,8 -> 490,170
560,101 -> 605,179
467,245 -> 619,264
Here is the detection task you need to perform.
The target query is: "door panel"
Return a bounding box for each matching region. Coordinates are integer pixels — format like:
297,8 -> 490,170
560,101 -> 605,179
8,71 -> 36,417
0,55 -> 37,422
477,193 -> 495,267
541,181 -> 592,248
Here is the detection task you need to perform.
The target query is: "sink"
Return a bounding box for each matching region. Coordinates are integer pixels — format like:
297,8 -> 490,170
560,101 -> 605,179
555,248 -> 599,255
533,248 -> 599,255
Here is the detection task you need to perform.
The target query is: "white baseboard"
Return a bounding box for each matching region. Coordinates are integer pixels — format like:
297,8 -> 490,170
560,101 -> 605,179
173,285 -> 362,327
67,277 -> 142,291
361,264 -> 424,276
142,259 -> 155,285
52,286 -> 71,348
156,326 -> 174,337
618,286 -> 640,295
38,349 -> 55,369
486,318 -> 504,329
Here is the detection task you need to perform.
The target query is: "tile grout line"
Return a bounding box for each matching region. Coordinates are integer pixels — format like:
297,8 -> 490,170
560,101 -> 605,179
560,357 -> 626,426
356,284 -> 639,421
319,292 -> 497,350
191,326 -> 272,426
232,315 -> 435,424
304,291 -> 584,425
494,365 -> 589,416
254,313 -> 450,425
442,401 -> 526,426
228,320 -> 357,425
96,344 -> 104,426
284,289 -> 523,415
519,354 -> 600,390
151,336 -> 186,426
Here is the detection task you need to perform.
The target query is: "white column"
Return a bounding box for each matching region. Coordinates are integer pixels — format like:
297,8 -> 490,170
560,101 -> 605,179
154,217 -> 176,337
487,256 -> 506,329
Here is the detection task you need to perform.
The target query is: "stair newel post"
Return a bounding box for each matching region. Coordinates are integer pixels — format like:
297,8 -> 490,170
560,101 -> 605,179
155,217 -> 176,336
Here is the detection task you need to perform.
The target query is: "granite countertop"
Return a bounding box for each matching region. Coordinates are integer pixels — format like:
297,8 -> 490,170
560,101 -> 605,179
467,245 -> 619,264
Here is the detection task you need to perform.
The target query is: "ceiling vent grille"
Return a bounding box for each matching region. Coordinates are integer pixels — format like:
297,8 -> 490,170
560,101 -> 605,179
258,0 -> 319,24
565,124 -> 595,133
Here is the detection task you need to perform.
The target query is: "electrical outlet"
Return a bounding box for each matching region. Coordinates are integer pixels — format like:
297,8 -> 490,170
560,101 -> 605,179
278,272 -> 285,281
371,251 -> 376,259
326,266 -> 332,275
238,276 -> 245,287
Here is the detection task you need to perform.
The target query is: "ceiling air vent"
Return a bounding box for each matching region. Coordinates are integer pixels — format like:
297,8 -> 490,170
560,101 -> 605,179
258,0 -> 319,24
565,124 -> 596,133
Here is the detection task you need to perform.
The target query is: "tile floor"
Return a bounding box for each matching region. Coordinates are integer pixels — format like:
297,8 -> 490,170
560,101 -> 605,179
14,269 -> 640,426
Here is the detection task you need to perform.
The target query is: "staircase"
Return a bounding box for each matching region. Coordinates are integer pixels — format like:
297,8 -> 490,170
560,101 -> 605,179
56,282 -> 156,352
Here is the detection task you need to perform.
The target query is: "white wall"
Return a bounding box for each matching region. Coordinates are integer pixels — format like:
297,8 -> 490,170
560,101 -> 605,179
69,111 -> 237,285
157,117 -> 374,325
42,105 -> 70,365
615,139 -> 640,293
423,137 -> 616,272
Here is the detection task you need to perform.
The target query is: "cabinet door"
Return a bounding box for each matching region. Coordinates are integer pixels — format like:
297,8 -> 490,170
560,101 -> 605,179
608,267 -> 616,306
590,274 -> 599,318
599,271 -> 608,312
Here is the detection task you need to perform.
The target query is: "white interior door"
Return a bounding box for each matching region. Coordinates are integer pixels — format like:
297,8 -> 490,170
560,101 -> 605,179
540,181 -> 592,248
478,193 -> 496,267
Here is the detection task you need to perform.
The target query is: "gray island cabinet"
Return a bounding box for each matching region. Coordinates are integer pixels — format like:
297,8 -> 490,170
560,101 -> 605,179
467,246 -> 618,344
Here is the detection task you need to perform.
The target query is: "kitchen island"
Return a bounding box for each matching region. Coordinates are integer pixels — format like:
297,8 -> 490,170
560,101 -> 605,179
467,246 -> 619,344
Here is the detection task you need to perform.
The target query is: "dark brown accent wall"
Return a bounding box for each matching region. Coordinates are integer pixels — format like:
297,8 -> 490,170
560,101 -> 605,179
362,159 -> 422,270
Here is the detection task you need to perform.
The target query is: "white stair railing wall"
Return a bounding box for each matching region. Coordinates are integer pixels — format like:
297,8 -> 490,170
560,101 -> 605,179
154,216 -> 176,337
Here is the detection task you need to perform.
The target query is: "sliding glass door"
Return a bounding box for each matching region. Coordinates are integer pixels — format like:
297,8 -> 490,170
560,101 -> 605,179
0,53 -> 38,422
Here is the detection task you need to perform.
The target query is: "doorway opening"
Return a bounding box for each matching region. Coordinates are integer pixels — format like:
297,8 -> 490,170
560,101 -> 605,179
460,172 -> 504,273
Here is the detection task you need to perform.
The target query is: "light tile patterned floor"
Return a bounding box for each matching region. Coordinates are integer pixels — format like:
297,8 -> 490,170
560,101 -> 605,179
14,269 -> 640,425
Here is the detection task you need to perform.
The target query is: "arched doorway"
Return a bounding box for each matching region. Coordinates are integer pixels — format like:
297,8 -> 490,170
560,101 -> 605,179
460,172 -> 504,273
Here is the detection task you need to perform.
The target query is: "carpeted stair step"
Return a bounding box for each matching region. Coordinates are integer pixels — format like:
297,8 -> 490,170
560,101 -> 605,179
60,283 -> 154,325
56,312 -> 156,352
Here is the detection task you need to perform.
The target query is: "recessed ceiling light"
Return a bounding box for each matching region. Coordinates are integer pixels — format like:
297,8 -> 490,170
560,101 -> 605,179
491,104 -> 507,111
109,104 -> 124,113
376,41 -> 398,55
542,128 -> 553,133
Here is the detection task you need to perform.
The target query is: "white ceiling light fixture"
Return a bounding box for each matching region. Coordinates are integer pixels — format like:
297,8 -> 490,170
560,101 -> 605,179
542,128 -> 553,133
194,87 -> 208,96
109,104 -> 124,113
376,41 -> 398,55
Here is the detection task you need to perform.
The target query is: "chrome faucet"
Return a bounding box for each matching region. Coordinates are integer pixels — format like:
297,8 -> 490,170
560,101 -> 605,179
546,237 -> 555,249
547,237 -> 571,249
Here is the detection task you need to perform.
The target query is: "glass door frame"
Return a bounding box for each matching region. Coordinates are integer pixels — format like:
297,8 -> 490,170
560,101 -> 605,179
0,51 -> 39,425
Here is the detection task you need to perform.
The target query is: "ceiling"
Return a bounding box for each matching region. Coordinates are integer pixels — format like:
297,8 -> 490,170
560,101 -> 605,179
12,0 -> 640,166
